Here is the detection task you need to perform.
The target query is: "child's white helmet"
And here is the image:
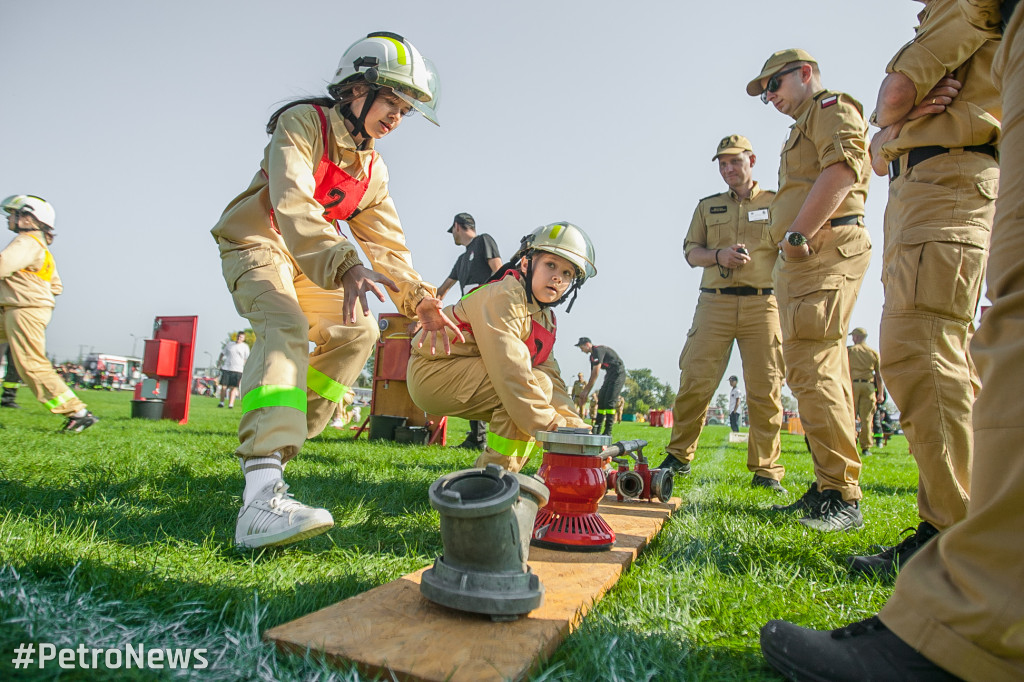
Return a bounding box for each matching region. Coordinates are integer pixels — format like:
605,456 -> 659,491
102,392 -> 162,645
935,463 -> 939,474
331,31 -> 440,125
2,194 -> 56,231
523,222 -> 597,282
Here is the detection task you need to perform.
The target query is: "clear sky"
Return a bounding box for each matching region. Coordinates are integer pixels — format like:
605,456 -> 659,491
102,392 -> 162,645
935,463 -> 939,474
2,0 -> 927,398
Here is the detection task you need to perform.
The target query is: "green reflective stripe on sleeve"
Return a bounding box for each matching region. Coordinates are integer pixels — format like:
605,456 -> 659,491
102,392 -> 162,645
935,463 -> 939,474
597,408 -> 616,415
307,366 -> 347,403
2,382 -> 20,389
44,389 -> 76,410
486,432 -> 543,460
242,385 -> 307,413
458,281 -> 493,302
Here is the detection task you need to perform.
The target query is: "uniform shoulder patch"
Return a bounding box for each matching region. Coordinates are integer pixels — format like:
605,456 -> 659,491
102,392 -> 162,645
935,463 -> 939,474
709,206 -> 728,214
821,94 -> 839,109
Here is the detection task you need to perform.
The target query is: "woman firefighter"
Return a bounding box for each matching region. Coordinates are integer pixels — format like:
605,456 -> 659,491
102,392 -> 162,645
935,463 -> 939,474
212,32 -> 462,549
0,195 -> 98,432
407,222 -> 596,473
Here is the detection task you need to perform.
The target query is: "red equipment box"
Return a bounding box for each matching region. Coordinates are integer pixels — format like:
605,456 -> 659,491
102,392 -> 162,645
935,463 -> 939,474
143,338 -> 179,377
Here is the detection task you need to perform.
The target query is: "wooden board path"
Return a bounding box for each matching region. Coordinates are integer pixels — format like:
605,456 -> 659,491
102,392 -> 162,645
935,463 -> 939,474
265,494 -> 680,682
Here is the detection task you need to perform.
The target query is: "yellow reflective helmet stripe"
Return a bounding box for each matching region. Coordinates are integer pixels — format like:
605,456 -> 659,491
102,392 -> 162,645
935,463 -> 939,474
486,432 -> 544,460
242,385 -> 307,413
307,366 -> 347,404
377,34 -> 408,65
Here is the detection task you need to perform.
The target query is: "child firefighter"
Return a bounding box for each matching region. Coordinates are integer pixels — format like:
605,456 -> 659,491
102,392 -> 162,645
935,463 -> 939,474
407,222 -> 596,472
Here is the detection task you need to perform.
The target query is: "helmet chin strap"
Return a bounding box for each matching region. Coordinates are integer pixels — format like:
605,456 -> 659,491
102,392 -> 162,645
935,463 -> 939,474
340,85 -> 380,142
524,253 -> 583,312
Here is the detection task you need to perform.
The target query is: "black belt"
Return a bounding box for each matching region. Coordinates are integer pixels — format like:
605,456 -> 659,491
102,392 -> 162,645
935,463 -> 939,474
830,215 -> 862,227
888,144 -> 998,181
852,379 -> 873,383
700,287 -> 773,296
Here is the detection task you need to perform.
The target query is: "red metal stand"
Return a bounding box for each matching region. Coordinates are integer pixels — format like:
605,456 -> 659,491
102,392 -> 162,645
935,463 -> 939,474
139,316 -> 197,424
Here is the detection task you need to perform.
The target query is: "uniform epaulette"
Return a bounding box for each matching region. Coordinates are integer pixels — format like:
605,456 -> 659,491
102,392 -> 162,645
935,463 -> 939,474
699,191 -> 726,202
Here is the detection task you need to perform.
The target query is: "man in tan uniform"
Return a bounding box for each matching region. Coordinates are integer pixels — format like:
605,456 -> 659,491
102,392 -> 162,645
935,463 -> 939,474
748,49 -> 873,531
0,195 -> 97,432
847,327 -> 882,457
760,5 -> 1022,678
571,371 -> 586,410
657,135 -> 786,494
846,0 -> 1001,578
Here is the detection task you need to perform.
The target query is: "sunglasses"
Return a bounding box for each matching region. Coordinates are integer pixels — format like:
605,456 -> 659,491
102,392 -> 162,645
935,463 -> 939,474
761,66 -> 802,103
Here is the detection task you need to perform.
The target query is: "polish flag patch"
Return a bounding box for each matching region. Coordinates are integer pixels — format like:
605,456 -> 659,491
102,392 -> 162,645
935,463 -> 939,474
821,95 -> 839,109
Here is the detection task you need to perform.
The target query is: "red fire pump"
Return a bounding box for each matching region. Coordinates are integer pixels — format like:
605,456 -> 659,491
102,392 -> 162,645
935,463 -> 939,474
531,428 -> 615,552
605,439 -> 674,503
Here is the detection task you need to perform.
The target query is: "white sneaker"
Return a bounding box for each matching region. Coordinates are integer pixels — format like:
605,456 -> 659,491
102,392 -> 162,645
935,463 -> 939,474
330,418 -> 346,429
235,481 -> 334,548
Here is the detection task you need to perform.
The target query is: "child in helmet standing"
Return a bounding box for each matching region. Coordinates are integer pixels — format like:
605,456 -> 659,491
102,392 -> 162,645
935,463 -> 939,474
407,222 -> 596,473
212,32 -> 462,549
0,195 -> 98,432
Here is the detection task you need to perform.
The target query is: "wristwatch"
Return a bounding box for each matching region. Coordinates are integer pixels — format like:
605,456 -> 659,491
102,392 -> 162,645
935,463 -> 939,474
785,231 -> 808,247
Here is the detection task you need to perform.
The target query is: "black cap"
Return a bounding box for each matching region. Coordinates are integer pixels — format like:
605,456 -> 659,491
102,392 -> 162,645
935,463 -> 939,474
729,375 -> 738,381
576,337 -> 591,347
448,212 -> 475,233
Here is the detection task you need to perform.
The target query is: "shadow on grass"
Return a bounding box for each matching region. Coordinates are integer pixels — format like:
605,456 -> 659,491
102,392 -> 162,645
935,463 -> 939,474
0,459 -> 444,559
5,555 -> 383,641
537,626 -> 782,681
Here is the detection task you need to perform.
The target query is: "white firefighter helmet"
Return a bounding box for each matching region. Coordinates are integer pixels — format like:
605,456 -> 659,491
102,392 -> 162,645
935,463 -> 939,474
523,222 -> 597,282
2,194 -> 56,231
331,31 -> 440,126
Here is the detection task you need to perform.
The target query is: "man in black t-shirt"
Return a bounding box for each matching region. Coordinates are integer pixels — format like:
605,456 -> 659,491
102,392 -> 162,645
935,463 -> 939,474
576,337 -> 626,437
436,213 -> 503,300
436,212 -> 503,450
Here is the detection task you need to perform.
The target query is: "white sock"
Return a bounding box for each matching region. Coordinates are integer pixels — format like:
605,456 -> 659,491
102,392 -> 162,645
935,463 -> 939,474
72,408 -> 87,418
242,453 -> 284,505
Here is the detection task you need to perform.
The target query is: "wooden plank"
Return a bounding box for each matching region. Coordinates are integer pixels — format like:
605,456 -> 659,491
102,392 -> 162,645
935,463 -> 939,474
265,494 -> 679,682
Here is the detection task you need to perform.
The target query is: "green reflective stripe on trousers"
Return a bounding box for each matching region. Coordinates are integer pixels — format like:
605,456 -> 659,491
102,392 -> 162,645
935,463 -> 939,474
2,382 -> 19,389
597,408 -> 616,415
44,389 -> 76,410
242,385 -> 307,413
486,432 -> 543,459
307,366 -> 347,403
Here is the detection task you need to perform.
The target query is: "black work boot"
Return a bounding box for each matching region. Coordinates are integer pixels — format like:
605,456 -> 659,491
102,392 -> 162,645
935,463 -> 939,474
771,481 -> 821,513
799,489 -> 864,532
761,615 -> 959,681
1,386 -> 20,409
848,521 -> 940,578
752,474 -> 787,494
455,432 -> 485,451
601,413 -> 613,436
656,454 -> 691,475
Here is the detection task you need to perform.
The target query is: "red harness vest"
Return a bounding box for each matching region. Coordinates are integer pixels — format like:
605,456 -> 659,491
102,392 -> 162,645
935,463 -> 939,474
453,271 -> 556,367
265,105 -> 374,232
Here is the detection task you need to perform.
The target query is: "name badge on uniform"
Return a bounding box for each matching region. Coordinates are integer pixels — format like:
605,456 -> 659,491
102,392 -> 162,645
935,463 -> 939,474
748,209 -> 769,222
709,206 -> 728,214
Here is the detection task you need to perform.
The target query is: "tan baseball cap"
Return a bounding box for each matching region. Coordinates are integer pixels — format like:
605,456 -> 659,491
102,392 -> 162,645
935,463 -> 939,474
713,134 -> 753,161
746,48 -> 817,97
850,327 -> 868,336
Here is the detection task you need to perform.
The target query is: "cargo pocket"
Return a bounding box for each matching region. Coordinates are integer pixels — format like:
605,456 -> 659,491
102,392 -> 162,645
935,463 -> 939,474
885,228 -> 986,321
788,274 -> 845,342
913,241 -> 986,321
221,245 -> 285,315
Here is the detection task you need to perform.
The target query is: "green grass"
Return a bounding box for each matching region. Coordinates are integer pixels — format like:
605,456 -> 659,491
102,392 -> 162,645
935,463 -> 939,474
0,389 -> 920,681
